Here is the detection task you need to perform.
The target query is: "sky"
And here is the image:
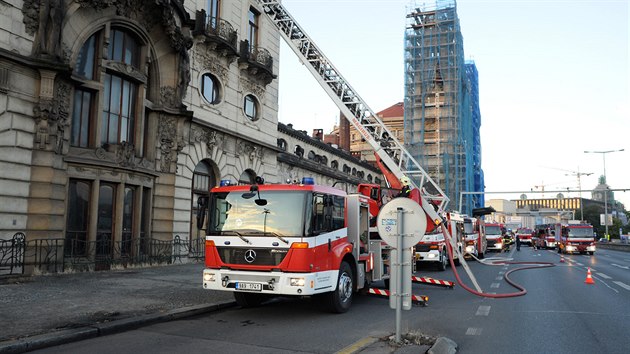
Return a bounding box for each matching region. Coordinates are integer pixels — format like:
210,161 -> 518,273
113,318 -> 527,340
276,0 -> 630,210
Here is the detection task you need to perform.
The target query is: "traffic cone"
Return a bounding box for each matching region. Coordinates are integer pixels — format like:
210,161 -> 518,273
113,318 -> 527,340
584,268 -> 595,284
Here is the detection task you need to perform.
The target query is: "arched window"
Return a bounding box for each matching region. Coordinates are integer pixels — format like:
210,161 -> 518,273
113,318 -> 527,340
331,160 -> 339,169
307,150 -> 316,160
71,27 -> 146,151
238,169 -> 256,185
277,138 -> 287,151
294,145 -> 304,157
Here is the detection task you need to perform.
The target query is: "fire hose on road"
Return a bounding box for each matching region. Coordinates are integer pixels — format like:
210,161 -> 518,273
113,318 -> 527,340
440,224 -> 556,298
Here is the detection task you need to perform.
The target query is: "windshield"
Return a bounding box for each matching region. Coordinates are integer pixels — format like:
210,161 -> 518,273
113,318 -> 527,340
567,227 -> 594,238
486,226 -> 502,236
517,229 -> 532,235
209,190 -> 307,237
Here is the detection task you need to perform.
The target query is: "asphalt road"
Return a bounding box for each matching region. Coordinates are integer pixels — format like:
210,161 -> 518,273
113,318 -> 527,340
28,246 -> 630,354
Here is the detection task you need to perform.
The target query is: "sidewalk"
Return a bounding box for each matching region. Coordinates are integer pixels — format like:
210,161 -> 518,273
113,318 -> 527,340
0,262 -> 235,353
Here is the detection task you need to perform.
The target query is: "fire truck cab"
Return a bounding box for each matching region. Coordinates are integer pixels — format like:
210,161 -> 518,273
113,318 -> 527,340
201,179 -> 391,313
516,227 -> 534,246
485,223 -> 506,252
557,222 -> 596,255
533,224 -> 558,249
463,216 -> 486,259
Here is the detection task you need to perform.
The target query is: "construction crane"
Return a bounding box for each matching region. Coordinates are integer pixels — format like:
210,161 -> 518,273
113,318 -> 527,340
256,0 -> 448,226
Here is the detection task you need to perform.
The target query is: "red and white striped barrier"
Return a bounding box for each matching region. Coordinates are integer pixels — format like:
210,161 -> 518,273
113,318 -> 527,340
411,276 -> 455,288
367,288 -> 429,305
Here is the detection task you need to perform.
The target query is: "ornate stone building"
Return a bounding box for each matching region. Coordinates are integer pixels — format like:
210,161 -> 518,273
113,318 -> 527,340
0,0 -> 381,272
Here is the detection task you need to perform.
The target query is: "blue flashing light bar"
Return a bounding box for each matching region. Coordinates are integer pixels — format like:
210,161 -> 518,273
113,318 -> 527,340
220,180 -> 232,187
301,177 -> 315,185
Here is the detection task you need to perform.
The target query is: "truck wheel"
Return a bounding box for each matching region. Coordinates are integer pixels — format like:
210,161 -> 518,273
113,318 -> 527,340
437,251 -> 447,271
589,251 -> 594,255
234,292 -> 268,308
322,261 -> 353,313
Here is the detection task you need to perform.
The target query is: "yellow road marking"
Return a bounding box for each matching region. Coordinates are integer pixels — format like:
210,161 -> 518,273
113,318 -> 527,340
335,336 -> 379,354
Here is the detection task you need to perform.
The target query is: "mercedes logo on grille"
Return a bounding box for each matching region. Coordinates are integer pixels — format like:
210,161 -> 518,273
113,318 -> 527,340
244,249 -> 257,263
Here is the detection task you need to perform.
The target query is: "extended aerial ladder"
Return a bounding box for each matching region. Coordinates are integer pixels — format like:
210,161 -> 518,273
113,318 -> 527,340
256,0 -> 482,293
257,0 -> 448,227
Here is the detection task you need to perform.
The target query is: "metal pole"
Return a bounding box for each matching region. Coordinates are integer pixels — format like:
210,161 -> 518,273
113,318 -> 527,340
603,153 -> 608,238
395,207 -> 403,343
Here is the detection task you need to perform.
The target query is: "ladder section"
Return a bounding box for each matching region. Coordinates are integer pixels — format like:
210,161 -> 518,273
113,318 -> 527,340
257,0 -> 450,216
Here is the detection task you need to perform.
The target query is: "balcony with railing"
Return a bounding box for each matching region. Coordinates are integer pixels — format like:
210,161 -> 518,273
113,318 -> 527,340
193,10 -> 238,59
238,40 -> 276,85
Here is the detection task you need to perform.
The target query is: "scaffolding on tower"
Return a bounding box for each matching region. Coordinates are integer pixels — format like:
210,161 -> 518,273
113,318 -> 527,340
404,0 -> 483,214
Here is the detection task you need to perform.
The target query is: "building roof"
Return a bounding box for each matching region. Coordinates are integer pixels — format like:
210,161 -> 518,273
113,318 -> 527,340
377,102 -> 404,118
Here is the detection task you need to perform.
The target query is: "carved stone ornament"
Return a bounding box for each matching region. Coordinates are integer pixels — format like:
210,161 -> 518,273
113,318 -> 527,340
23,0 -> 66,60
106,62 -> 147,83
76,0 -> 162,32
34,79 -> 71,154
115,141 -> 136,167
160,86 -> 179,109
239,78 -> 265,100
158,114 -> 184,173
237,140 -> 263,163
191,125 -> 224,157
195,45 -> 229,83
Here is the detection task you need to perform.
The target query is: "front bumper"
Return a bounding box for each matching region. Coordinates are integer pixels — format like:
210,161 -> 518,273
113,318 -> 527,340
202,268 -> 338,296
415,250 -> 442,263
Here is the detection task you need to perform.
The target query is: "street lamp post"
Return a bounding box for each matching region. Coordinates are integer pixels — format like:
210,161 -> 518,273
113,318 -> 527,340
584,149 -> 624,238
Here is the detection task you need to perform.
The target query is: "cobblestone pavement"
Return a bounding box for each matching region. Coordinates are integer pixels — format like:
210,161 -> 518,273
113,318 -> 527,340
0,262 -> 233,343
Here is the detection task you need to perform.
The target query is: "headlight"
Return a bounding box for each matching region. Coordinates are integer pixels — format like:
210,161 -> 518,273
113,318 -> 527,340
290,278 -> 305,286
203,271 -> 216,282
427,253 -> 437,259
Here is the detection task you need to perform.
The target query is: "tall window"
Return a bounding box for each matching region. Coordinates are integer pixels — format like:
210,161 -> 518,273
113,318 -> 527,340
247,7 -> 259,48
207,0 -> 220,28
65,180 -> 91,256
70,28 -> 144,149
102,73 -> 137,144
97,184 -> 115,257
122,186 -> 135,256
71,89 -> 92,147
192,161 -> 214,236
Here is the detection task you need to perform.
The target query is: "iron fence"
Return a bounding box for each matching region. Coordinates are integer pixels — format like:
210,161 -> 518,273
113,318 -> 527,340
0,233 -> 206,277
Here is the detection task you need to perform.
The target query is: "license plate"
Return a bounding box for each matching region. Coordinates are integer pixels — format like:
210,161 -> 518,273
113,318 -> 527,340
235,282 -> 262,291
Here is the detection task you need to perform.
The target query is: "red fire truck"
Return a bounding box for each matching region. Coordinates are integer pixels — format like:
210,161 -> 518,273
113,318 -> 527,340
533,224 -> 558,249
557,222 -> 596,255
485,223 -> 506,252
515,227 -> 534,246
202,179 -> 393,312
200,1 -> 453,312
463,216 -> 486,259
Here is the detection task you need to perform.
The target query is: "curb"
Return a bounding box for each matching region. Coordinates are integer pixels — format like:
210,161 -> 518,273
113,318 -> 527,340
0,301 -> 236,354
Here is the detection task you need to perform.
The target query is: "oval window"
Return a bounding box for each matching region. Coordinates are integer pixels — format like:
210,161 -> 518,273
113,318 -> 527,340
201,73 -> 221,104
244,94 -> 259,121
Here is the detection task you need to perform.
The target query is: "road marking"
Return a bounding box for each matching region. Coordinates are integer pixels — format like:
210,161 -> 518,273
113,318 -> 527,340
495,276 -> 503,281
598,273 -> 611,279
611,263 -> 630,270
466,327 -> 483,335
490,283 -> 500,288
575,262 -> 584,266
335,336 -> 379,354
476,305 -> 491,316
498,271 -> 505,275
613,281 -> 630,291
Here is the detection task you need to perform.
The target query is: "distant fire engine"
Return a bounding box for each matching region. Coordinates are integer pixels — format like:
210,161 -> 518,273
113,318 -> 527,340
556,222 -> 596,255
